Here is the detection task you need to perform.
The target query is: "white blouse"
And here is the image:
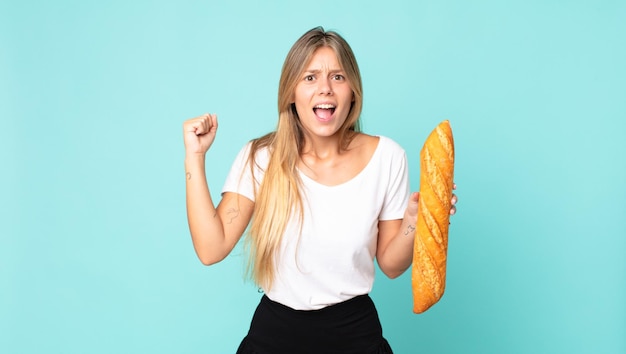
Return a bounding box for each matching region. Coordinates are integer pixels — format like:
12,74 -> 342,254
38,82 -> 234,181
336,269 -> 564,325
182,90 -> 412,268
222,136 -> 410,310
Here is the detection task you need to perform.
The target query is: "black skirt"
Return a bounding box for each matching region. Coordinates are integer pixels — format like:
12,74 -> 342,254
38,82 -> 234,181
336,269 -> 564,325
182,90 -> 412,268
236,294 -> 394,354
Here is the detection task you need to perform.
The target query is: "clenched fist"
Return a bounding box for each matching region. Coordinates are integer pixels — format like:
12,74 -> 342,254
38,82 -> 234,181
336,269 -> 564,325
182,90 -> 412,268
183,113 -> 218,155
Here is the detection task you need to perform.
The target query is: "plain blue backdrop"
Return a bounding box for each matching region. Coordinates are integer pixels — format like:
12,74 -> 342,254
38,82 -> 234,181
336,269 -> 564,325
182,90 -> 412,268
1,0 -> 625,353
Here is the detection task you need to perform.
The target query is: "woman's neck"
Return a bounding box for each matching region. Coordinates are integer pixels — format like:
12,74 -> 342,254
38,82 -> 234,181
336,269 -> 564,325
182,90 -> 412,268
301,131 -> 357,160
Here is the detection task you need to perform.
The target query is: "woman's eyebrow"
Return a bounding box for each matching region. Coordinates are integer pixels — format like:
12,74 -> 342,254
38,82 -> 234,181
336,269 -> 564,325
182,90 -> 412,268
303,68 -> 344,74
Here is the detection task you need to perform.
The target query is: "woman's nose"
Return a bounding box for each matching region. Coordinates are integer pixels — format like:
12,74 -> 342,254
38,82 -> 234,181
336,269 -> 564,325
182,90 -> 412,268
318,77 -> 333,95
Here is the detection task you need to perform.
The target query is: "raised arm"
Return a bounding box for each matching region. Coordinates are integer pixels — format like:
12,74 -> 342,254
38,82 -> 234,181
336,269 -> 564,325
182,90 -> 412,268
183,113 -> 254,265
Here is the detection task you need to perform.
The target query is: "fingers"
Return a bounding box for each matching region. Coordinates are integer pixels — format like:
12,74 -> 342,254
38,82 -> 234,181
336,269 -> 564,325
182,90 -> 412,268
195,113 -> 217,135
184,113 -> 217,136
209,113 -> 218,133
450,182 -> 458,215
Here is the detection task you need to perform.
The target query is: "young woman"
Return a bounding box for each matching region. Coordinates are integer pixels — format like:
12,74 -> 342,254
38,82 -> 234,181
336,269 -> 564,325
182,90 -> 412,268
183,27 -> 457,354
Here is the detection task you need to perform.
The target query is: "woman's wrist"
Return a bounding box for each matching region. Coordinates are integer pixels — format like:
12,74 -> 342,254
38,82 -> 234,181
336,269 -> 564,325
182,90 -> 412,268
184,153 -> 207,181
403,211 -> 417,225
185,152 -> 206,164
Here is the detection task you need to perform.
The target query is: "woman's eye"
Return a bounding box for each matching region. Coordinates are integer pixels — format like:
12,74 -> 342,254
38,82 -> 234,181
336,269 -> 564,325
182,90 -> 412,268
333,74 -> 345,81
304,75 -> 314,81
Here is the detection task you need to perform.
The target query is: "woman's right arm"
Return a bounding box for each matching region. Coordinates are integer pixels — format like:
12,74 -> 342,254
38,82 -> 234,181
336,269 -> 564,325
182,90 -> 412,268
183,114 -> 254,265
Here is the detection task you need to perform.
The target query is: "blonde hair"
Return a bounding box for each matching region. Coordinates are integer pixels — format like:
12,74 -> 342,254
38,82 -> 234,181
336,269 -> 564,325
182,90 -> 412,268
244,27 -> 364,290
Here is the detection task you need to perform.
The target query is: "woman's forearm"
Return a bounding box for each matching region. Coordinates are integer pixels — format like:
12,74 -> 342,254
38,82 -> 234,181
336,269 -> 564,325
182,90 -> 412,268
377,213 -> 417,279
185,154 -> 227,265
378,190 -> 418,278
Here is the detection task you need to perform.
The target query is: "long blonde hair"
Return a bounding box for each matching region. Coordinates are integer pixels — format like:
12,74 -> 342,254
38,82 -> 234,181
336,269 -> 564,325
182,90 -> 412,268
245,27 -> 364,290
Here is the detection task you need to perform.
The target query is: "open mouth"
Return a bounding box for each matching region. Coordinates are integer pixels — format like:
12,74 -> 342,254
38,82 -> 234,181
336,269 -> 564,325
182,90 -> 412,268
313,104 -> 336,120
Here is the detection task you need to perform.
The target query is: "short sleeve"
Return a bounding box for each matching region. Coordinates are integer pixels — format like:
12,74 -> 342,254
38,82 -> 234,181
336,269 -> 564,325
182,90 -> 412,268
379,140 -> 410,220
221,142 -> 267,202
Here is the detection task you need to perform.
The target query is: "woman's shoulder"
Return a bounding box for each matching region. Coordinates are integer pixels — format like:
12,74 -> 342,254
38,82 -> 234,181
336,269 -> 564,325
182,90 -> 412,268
355,133 -> 405,155
346,133 -> 379,162
345,134 -> 406,174
350,133 -> 379,148
232,138 -> 271,170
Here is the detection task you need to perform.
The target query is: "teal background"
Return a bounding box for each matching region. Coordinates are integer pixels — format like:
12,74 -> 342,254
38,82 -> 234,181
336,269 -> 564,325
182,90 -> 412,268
1,0 -> 625,353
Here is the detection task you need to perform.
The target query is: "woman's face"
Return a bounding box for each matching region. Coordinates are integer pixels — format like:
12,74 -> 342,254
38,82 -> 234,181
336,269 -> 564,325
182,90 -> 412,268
293,46 -> 354,140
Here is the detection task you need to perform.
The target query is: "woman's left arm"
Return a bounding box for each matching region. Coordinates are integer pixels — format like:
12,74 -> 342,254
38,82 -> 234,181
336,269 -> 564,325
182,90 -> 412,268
376,190 -> 457,279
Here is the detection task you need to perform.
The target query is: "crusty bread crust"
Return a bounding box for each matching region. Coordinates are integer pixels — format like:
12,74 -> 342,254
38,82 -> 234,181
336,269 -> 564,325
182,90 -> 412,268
412,120 -> 455,313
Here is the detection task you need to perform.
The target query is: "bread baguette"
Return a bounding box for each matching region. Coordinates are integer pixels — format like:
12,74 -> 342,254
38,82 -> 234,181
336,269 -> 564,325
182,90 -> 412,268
412,120 -> 455,313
